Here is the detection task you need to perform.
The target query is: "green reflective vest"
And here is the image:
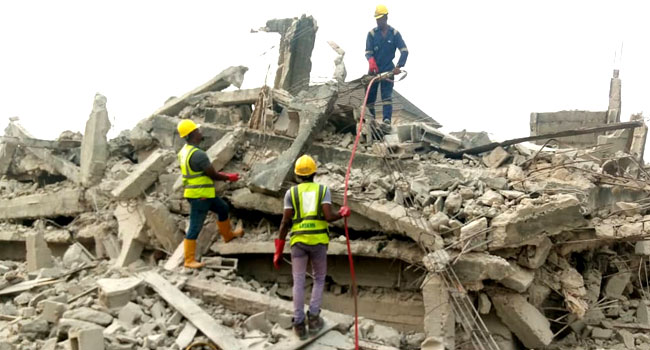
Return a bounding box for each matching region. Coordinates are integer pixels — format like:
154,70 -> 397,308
178,144 -> 215,199
289,182 -> 330,246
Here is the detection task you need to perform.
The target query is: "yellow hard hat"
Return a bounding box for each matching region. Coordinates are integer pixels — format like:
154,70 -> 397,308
294,155 -> 317,176
375,5 -> 388,19
177,119 -> 199,138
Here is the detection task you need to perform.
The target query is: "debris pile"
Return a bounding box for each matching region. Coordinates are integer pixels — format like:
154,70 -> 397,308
2,15 -> 650,350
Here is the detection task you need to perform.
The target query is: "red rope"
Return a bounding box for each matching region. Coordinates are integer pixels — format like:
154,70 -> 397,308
342,75 -> 383,350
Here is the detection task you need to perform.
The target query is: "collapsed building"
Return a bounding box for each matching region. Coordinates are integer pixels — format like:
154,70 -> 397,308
1,14 -> 650,350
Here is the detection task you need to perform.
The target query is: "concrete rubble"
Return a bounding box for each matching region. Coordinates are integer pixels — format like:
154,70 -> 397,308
2,15 -> 650,350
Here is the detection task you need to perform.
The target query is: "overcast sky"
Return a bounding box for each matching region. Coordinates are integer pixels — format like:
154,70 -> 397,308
1,1 -> 648,150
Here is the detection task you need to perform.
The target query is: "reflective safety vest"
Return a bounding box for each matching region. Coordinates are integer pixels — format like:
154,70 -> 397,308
289,182 -> 330,246
178,144 -> 215,199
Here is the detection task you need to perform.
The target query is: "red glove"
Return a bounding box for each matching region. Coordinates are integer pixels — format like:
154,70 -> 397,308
338,206 -> 351,218
273,239 -> 285,270
368,57 -> 379,74
219,172 -> 239,182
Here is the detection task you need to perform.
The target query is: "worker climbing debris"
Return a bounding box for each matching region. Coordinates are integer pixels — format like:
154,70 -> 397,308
177,119 -> 244,269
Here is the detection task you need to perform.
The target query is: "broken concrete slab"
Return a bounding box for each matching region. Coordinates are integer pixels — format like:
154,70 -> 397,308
604,272 -> 631,299
459,217 -> 488,251
80,93 -> 111,187
488,194 -> 586,249
249,83 -> 338,194
139,270 -> 244,350
141,200 -> 183,252
113,204 -> 147,268
41,300 -> 68,323
62,307 -> 113,326
452,253 -> 514,285
6,121 -> 81,183
0,189 -> 86,220
25,231 -> 53,272
176,322 -> 198,349
69,327 -> 104,350
111,149 -> 175,199
201,88 -> 262,106
490,291 -> 553,348
152,66 -> 248,117
173,129 -> 245,192
97,277 -> 143,310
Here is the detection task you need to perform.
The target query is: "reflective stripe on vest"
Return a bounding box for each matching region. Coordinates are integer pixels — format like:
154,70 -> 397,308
289,182 -> 329,246
178,144 -> 215,199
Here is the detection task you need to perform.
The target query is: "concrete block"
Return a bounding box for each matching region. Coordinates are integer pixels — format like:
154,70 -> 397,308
499,262 -> 534,292
25,231 -> 53,272
482,146 -> 510,168
80,94 -> 111,187
111,149 -> 175,199
604,272 -> 631,299
491,292 -> 553,348
70,328 -> 104,350
176,322 -> 198,349
41,300 -> 68,323
478,293 -> 491,314
118,302 -> 144,327
453,253 -> 514,283
518,236 -> 552,269
459,217 -> 487,251
201,257 -> 238,271
637,303 -> 650,325
591,327 -> 613,339
62,243 -> 93,269
113,204 -> 147,267
243,312 -> 272,333
97,277 -> 143,310
636,241 -> 650,256
141,200 -> 183,252
488,194 -> 586,249
0,189 -> 86,220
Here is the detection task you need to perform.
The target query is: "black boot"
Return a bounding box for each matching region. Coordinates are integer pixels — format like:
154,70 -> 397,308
307,311 -> 324,334
292,318 -> 308,340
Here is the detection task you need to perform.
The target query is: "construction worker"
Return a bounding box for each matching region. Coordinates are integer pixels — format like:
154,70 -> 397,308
177,119 -> 244,269
273,155 -> 350,339
365,4 -> 409,125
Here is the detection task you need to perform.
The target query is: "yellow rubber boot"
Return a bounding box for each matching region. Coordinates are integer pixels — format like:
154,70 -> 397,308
217,218 -> 244,243
183,239 -> 205,269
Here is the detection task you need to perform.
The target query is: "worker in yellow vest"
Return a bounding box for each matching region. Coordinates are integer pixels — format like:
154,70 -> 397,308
273,155 -> 350,339
177,119 -> 244,269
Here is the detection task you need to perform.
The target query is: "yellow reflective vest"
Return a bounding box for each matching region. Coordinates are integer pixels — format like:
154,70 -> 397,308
289,182 -> 330,246
178,144 -> 215,199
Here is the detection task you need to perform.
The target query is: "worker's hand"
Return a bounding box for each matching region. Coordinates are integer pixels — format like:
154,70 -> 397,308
368,57 -> 379,75
273,239 -> 286,270
338,206 -> 351,218
219,172 -> 240,182
393,66 -> 401,75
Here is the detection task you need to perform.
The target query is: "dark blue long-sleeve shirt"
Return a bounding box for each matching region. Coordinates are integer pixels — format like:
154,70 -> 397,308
365,25 -> 408,73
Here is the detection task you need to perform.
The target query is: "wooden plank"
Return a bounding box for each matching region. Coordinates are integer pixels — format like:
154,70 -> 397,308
266,320 -> 336,350
0,278 -> 57,296
139,270 -> 244,350
449,120 -> 643,157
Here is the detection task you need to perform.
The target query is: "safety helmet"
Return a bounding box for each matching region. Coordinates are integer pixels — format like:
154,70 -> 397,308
177,119 -> 199,138
294,155 -> 317,176
375,5 -> 388,19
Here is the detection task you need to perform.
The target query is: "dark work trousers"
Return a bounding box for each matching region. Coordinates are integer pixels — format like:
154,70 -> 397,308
186,197 -> 229,239
366,78 -> 394,123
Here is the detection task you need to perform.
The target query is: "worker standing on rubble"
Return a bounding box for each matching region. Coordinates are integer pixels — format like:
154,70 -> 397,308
273,155 -> 350,339
365,4 -> 408,125
176,119 -> 244,269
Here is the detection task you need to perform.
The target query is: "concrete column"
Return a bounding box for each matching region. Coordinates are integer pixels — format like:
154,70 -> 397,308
80,94 -> 111,187
608,69 -> 622,123
25,231 -> 53,272
422,273 -> 455,349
